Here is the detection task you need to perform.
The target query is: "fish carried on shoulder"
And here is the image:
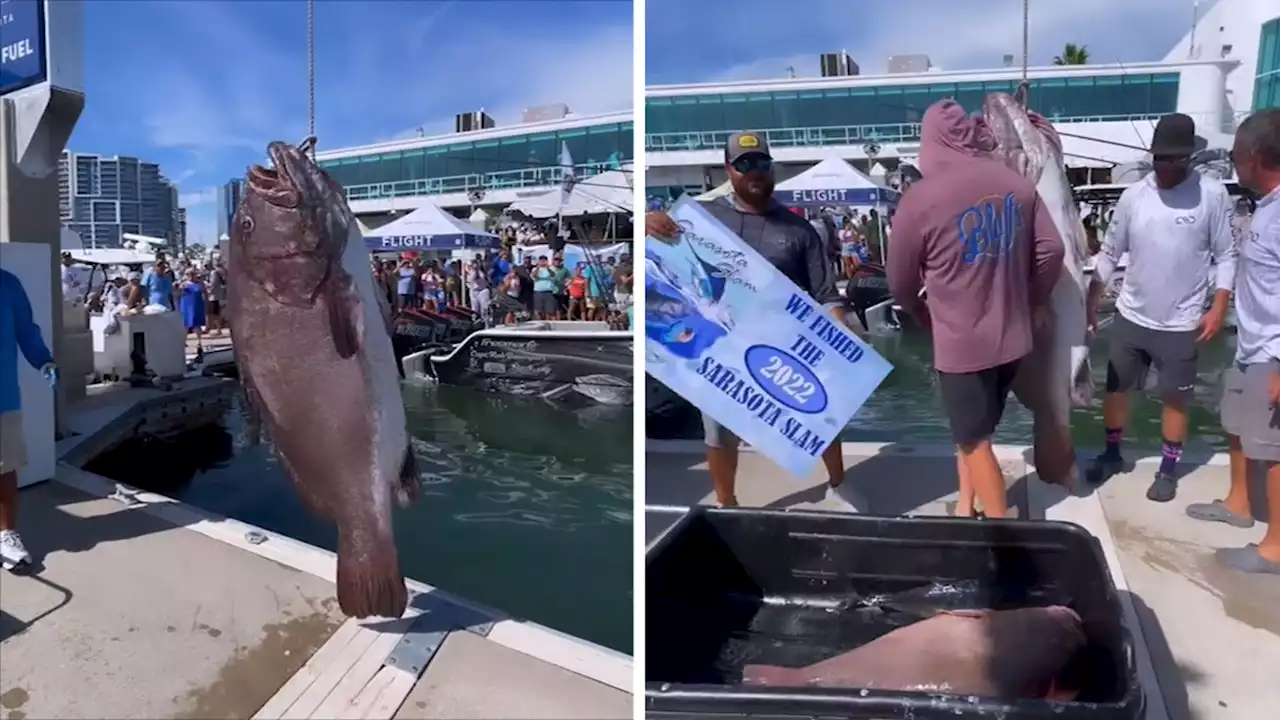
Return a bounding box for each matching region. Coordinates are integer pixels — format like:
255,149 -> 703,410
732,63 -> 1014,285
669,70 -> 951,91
981,93 -> 1093,487
226,138 -> 421,619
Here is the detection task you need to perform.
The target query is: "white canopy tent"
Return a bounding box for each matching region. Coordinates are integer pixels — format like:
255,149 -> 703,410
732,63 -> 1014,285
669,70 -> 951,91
514,242 -> 630,268
774,156 -> 899,208
362,202 -> 501,253
507,168 -> 634,218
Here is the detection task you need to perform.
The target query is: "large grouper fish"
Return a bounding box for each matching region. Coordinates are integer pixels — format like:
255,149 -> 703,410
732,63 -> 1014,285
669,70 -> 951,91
741,606 -> 1087,701
227,139 -> 420,619
981,93 -> 1093,487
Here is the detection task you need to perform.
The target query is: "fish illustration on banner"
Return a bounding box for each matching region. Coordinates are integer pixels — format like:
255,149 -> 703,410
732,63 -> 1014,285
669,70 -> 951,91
645,196 -> 894,478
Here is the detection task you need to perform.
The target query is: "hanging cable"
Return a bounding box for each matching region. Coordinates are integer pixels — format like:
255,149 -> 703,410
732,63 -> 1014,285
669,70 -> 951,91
1016,0 -> 1030,106
307,0 -> 316,159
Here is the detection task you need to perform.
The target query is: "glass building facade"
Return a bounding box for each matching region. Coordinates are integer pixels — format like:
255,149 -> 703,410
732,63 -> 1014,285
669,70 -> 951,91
59,151 -> 179,247
318,121 -> 633,202
646,73 -> 1180,151
217,179 -> 244,240
1255,18 -> 1280,111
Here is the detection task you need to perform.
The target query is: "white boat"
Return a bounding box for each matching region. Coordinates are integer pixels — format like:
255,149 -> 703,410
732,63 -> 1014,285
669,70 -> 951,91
402,321 -> 634,406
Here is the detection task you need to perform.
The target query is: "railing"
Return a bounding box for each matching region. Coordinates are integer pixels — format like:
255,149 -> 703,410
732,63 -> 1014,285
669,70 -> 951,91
645,114 -> 1168,153
338,162 -> 619,203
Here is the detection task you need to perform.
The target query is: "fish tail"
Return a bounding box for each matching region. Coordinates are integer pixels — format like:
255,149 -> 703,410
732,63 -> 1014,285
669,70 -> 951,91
336,522 -> 408,619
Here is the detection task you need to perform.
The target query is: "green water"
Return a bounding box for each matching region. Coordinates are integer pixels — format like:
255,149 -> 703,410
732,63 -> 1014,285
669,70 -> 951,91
84,385 -> 634,654
844,319 -> 1236,453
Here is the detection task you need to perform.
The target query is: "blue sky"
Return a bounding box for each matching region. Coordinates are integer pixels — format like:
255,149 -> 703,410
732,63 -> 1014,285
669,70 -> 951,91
645,0 -> 1199,84
72,0 -> 633,246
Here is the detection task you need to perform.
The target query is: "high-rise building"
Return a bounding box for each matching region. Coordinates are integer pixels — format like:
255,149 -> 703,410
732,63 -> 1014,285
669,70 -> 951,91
175,208 -> 188,249
58,151 -> 181,247
216,178 -> 244,240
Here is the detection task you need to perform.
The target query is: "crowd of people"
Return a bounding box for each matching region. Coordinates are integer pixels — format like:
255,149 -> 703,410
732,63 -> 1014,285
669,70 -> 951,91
371,248 -> 633,329
66,251 -> 229,348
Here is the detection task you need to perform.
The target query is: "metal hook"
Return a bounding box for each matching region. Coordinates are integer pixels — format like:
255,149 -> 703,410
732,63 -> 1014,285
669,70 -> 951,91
297,136 -> 317,155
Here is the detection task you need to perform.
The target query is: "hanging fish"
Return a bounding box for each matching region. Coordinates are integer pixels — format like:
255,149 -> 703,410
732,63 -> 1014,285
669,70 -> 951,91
226,140 -> 420,619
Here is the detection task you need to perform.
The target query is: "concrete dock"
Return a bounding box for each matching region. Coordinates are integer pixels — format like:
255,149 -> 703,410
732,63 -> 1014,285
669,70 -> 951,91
1,382 -> 631,720
646,440 -> 1280,720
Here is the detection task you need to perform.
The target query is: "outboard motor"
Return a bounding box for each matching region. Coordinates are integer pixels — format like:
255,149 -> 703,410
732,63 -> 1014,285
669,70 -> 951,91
844,263 -> 893,331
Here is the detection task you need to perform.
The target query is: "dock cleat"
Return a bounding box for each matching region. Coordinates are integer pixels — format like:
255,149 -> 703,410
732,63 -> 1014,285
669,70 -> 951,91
0,530 -> 32,571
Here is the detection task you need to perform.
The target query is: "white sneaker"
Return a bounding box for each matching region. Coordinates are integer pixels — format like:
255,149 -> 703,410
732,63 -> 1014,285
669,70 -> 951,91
826,483 -> 869,513
0,530 -> 32,569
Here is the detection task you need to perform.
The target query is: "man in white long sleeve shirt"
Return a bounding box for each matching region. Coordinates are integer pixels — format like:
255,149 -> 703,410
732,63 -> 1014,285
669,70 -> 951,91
1085,114 -> 1238,503
1185,109 -> 1280,574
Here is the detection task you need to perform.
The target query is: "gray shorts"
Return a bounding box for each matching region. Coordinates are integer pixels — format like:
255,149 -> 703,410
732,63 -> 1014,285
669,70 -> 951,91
1220,363 -> 1280,462
0,411 -> 27,474
702,412 -> 741,449
1105,315 -> 1198,401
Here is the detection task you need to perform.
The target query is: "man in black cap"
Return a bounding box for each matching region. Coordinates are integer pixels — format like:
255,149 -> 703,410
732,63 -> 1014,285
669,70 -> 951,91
646,132 -> 861,510
1084,113 -> 1238,502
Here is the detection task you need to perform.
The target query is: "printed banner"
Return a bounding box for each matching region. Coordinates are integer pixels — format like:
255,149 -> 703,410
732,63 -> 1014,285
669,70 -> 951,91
644,195 -> 893,477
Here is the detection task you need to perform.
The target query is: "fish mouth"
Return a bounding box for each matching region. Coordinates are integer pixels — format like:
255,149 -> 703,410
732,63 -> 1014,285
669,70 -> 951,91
245,142 -> 304,209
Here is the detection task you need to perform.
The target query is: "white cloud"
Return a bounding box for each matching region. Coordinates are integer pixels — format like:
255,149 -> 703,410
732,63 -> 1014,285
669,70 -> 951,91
134,3 -> 311,172
654,0 -> 1195,83
136,1 -> 633,170
183,203 -> 219,248
384,23 -> 634,141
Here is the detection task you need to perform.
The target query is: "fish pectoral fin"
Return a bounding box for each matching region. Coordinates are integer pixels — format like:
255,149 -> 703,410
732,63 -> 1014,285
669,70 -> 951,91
324,275 -> 364,359
239,366 -> 265,447
396,446 -> 422,508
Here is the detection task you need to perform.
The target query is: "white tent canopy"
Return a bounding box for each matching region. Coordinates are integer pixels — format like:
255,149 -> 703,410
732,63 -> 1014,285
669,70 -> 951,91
775,156 -> 898,207
514,242 -> 630,268
508,167 -> 634,219
362,202 -> 501,253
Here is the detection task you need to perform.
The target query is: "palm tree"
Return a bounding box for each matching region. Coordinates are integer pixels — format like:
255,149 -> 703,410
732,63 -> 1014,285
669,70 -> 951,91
1053,43 -> 1090,65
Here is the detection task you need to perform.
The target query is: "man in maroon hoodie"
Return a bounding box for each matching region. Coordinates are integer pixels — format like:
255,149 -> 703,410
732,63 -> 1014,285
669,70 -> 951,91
888,100 -> 1065,518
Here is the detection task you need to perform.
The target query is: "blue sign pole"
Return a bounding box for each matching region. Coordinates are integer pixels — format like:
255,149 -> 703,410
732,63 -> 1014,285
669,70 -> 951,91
0,0 -> 48,97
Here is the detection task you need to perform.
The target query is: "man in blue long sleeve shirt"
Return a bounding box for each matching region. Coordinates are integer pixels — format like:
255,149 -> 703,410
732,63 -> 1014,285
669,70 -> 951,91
0,268 -> 57,569
1084,114 -> 1238,503
1185,110 -> 1280,575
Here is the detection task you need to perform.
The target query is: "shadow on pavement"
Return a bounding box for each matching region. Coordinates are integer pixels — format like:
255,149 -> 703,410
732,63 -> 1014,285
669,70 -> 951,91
1124,589 -> 1202,720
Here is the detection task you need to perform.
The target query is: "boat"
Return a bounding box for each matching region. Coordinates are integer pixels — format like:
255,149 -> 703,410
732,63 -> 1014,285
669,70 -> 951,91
432,383 -> 632,463
840,262 -> 896,330
389,305 -> 483,360
405,320 -> 633,406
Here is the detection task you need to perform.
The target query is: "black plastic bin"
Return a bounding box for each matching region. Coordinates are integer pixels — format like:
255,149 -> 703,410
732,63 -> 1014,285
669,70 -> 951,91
646,507 -> 1144,719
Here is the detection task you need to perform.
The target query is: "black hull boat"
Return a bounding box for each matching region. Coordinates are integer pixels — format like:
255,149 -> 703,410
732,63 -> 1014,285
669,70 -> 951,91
842,263 -> 903,331
416,321 -> 633,406
391,306 -> 483,363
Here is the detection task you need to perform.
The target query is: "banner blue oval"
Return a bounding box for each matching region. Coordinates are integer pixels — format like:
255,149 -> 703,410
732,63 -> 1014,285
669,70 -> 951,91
744,344 -> 829,414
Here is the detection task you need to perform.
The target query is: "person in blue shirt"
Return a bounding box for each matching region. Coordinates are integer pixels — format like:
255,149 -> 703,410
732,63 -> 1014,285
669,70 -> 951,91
490,250 -> 513,289
142,260 -> 176,310
582,262 -> 607,321
0,268 -> 57,570
531,256 -> 559,320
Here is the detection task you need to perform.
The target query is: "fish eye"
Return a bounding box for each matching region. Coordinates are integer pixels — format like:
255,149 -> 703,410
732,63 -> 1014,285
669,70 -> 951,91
240,216 -> 254,234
